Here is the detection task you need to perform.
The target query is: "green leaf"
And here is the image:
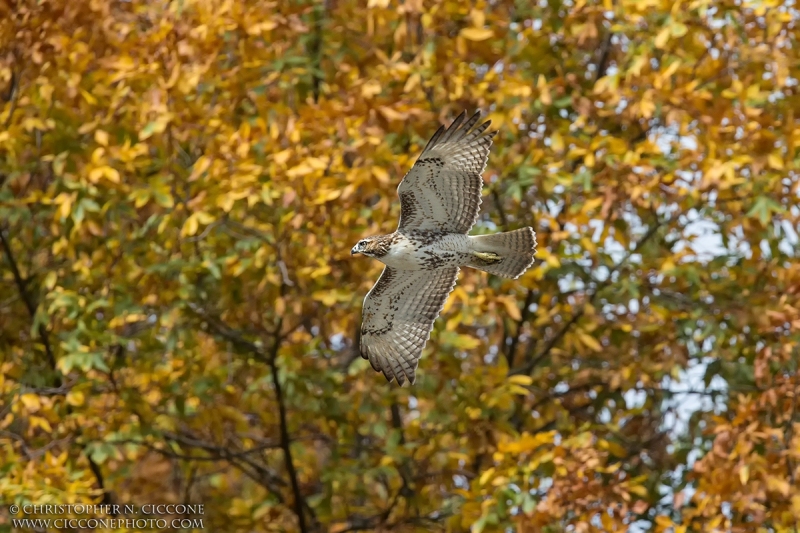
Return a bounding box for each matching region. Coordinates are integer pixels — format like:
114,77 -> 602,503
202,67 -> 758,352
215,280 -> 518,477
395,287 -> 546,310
746,196 -> 786,225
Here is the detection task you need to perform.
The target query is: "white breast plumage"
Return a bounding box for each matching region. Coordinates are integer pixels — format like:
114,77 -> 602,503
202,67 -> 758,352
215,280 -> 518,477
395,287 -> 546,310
381,235 -> 422,270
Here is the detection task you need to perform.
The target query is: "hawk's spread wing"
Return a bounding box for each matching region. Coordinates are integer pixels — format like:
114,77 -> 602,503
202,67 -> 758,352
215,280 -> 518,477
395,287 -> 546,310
360,266 -> 460,385
397,111 -> 496,234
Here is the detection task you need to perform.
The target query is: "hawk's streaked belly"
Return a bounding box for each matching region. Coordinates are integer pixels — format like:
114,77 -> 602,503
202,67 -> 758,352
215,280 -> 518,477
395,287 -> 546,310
381,231 -> 472,270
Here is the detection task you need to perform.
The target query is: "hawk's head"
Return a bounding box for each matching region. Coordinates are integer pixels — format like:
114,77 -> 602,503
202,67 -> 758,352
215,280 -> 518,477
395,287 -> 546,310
351,235 -> 391,257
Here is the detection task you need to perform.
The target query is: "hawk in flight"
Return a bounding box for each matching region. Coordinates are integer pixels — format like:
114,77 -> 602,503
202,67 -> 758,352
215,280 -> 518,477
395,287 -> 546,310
351,111 -> 537,385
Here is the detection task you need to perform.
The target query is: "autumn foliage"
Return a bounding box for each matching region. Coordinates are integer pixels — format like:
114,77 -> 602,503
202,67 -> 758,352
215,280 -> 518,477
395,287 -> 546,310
1,0 -> 799,531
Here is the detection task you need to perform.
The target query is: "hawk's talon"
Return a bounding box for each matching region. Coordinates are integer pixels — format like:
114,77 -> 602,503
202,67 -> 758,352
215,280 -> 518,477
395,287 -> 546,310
473,251 -> 503,264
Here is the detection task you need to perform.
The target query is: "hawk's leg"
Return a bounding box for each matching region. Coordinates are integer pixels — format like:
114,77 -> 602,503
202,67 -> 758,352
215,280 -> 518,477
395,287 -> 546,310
472,251 -> 503,264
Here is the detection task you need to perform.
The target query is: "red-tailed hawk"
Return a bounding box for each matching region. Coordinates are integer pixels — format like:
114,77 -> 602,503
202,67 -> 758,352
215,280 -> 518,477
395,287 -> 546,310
351,111 -> 537,385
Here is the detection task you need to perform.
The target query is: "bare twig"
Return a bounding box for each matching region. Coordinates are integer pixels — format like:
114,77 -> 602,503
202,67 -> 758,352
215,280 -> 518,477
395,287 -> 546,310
511,218 -> 665,376
2,68 -> 19,128
182,219 -> 223,243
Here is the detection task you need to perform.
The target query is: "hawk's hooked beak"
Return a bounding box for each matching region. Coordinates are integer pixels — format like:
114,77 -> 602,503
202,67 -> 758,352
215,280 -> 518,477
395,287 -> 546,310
350,246 -> 360,256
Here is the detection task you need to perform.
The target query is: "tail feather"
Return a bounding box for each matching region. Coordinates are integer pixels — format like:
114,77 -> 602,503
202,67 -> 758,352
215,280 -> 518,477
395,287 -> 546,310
467,227 -> 537,279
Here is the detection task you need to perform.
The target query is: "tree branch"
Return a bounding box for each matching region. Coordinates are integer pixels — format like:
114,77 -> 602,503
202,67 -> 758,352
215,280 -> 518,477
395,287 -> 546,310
0,227 -> 57,372
2,67 -> 19,128
389,401 -> 414,498
594,31 -> 614,83
505,289 -> 537,368
511,218 -> 664,376
267,316 -> 312,533
490,187 -> 509,230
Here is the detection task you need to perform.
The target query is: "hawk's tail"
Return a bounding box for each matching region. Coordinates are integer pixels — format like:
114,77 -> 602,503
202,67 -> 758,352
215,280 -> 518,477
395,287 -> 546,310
467,227 -> 537,279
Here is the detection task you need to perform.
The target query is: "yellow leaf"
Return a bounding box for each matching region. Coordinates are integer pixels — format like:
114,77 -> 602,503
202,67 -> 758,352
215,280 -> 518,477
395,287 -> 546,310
628,56 -> 648,78
182,213 -> 199,237
452,334 -> 480,350
469,8 -> 485,27
91,147 -> 106,164
286,162 -> 314,178
372,166 -> 390,184
507,375 -> 533,387
739,464 -> 749,485
139,118 -> 169,140
582,197 -> 603,213
311,265 -> 331,278
20,394 -> 41,412
460,27 -> 494,41
550,132 -> 564,152
105,167 -> 120,183
498,296 -> 522,321
791,494 -> 800,515
654,27 -> 670,48
601,511 -> 614,531
189,156 -> 212,181
361,80 -> 382,98
606,441 -> 627,458
306,157 -> 328,171
536,248 -> 560,268
272,149 -> 292,166
245,20 -> 277,35
94,129 -> 109,146
767,152 -> 784,170
43,271 -> 58,290
537,75 -> 552,105
766,475 -> 790,496
580,237 -> 597,255
274,297 -> 286,315
67,390 -> 85,407
654,515 -> 673,528
39,83 -> 54,103
32,416 -> 53,433
660,60 -> 681,80
52,152 -> 68,176
78,120 -> 99,135
313,189 -> 342,204
479,467 -> 495,486
404,73 -> 420,93
195,211 -> 215,225
316,291 -> 336,306
81,89 -> 98,105
23,118 -> 48,131
89,166 -> 120,183
378,106 -> 407,121
88,168 -> 104,183
578,331 -> 602,352
670,22 -> 688,37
